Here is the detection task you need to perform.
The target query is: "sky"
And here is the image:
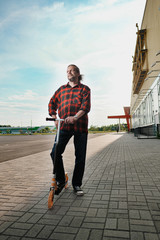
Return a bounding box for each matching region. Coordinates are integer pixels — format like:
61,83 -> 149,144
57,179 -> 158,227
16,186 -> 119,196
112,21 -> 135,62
0,0 -> 146,127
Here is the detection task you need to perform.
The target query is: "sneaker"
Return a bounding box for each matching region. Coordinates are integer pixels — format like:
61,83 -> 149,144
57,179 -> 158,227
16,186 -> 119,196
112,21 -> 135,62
73,186 -> 84,196
55,182 -> 65,195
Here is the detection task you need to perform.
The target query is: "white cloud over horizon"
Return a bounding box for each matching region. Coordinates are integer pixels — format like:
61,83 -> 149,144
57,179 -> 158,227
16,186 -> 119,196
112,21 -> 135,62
0,0 -> 146,127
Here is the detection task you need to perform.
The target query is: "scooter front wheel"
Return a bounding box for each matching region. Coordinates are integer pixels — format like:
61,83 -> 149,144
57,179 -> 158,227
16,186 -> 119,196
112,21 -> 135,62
48,189 -> 55,209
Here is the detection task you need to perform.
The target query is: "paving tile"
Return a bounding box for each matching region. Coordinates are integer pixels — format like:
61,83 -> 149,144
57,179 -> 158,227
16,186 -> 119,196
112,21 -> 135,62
84,217 -> 105,223
104,229 -> 130,239
66,210 -> 86,217
130,219 -> 154,226
49,232 -> 75,240
7,237 -> 21,240
81,222 -> 104,229
70,216 -> 84,227
37,225 -> 55,239
139,210 -> 152,220
17,213 -> 34,223
118,218 -> 129,230
130,231 -> 144,240
27,213 -> 43,223
0,222 -> 13,234
11,222 -> 33,230
38,218 -> 59,225
144,233 -> 159,240
86,208 -> 97,217
54,226 -> 78,234
4,210 -> 24,217
0,215 -> 19,222
3,227 -> 27,237
119,201 -> 128,209
105,218 -> 117,229
75,228 -> 90,240
130,224 -> 156,233
129,210 -> 140,219
25,224 -> 44,237
59,215 -> 73,226
154,221 -> 160,232
97,208 -> 108,218
89,229 -> 103,240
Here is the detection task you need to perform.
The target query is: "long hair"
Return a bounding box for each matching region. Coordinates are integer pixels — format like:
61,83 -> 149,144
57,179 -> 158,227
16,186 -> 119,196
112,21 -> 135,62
68,64 -> 83,81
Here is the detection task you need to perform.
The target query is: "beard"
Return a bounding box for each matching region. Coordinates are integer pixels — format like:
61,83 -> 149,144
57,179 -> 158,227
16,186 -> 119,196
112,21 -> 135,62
68,76 -> 76,82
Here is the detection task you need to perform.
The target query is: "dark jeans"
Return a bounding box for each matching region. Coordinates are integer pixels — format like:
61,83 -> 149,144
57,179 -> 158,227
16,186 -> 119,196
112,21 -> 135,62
50,130 -> 88,187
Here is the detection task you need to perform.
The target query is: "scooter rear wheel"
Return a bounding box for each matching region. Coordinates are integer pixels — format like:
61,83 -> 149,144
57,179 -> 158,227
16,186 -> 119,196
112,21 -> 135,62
65,173 -> 69,189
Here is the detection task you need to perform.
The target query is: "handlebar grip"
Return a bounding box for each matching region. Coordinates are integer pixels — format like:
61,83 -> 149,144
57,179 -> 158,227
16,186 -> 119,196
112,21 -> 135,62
46,118 -> 56,121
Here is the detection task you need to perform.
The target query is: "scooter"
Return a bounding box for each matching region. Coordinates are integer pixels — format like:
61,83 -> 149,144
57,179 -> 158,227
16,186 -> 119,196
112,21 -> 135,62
46,117 -> 68,209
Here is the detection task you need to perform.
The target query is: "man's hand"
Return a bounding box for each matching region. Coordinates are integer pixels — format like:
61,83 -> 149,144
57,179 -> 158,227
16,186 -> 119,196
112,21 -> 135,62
64,116 -> 77,125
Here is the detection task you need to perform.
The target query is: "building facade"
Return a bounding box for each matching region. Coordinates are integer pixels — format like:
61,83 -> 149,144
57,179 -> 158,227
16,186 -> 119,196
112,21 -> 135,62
130,0 -> 160,136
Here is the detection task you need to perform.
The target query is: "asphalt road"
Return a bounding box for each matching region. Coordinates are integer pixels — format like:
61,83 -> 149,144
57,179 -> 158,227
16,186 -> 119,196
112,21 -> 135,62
0,135 -> 56,163
0,133 -> 105,163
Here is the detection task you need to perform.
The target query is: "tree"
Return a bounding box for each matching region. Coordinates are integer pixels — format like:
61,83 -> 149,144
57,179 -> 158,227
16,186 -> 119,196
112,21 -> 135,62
45,127 -> 50,132
0,125 -> 11,127
39,127 -> 51,133
88,123 -> 128,132
6,129 -> 11,134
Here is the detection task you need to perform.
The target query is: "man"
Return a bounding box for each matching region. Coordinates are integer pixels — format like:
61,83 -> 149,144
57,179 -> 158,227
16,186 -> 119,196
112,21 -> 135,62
48,64 -> 91,196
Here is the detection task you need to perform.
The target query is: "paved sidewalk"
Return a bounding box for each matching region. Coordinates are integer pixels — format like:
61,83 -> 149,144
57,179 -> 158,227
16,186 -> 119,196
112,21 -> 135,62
1,132 -> 160,240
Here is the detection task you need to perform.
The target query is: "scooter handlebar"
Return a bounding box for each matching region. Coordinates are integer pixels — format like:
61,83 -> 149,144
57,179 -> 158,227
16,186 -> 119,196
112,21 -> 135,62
46,117 -> 56,121
46,117 -> 64,121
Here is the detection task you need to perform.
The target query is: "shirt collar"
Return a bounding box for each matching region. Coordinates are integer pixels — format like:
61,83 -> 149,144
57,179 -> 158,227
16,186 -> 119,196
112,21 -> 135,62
65,82 -> 81,88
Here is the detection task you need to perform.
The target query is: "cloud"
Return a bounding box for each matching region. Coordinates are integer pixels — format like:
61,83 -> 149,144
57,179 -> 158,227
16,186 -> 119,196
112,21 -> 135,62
0,90 -> 49,110
0,0 -> 146,126
0,101 -> 38,109
8,90 -> 38,101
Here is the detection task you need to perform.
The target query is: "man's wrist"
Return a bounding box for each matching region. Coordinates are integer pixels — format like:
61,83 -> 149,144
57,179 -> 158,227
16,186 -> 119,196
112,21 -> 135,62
74,115 -> 78,120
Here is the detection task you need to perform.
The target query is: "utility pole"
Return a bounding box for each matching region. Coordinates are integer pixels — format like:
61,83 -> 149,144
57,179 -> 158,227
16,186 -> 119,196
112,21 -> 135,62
119,119 -> 120,132
31,118 -> 32,134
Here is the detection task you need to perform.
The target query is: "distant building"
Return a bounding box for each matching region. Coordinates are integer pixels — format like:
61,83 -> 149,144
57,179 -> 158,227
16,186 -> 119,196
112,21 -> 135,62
130,0 -> 160,136
0,126 -> 55,134
0,127 -> 39,134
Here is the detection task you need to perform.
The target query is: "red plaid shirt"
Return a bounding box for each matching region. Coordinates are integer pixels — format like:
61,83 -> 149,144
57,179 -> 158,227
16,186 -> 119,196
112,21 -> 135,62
48,82 -> 91,133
